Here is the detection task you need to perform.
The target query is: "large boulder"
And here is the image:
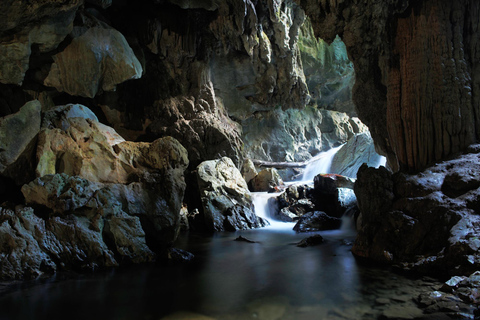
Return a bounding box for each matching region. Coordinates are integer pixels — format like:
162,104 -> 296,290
312,174 -> 357,218
352,149 -> 480,275
44,23 -> 143,98
249,168 -> 284,192
330,132 -> 386,178
0,1 -> 81,85
196,157 -> 267,231
0,100 -> 41,185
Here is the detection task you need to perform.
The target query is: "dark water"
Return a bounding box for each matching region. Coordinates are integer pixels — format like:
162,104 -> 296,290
0,227 -> 456,320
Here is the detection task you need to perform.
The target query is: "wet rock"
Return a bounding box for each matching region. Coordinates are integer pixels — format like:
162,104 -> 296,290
0,100 -> 41,185
275,207 -> 299,222
44,23 -> 143,98
330,132 -> 385,178
313,174 -> 357,218
296,234 -> 325,247
249,168 -> 284,192
196,157 -> 267,232
353,152 -> 480,274
293,211 -> 342,233
380,305 -> 424,319
166,248 -> 194,263
234,235 -> 257,243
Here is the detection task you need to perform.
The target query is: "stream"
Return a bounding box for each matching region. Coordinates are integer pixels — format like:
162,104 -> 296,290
0,148 -> 454,320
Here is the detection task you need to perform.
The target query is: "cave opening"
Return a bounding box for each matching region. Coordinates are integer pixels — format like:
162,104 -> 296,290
0,0 -> 479,319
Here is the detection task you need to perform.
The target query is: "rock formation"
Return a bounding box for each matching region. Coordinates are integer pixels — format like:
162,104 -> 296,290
196,157 -> 267,232
300,0 -> 480,172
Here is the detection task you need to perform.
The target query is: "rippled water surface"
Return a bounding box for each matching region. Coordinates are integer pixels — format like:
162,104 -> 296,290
0,227 -> 457,320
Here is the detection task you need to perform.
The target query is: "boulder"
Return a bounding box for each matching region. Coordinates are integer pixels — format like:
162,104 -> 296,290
330,132 -> 386,178
275,207 -> 299,222
313,174 -> 357,218
44,25 -> 143,98
352,152 -> 480,274
293,211 -> 342,232
249,168 -> 284,192
0,2 -> 80,85
196,157 -> 267,231
241,159 -> 257,184
0,100 -> 41,185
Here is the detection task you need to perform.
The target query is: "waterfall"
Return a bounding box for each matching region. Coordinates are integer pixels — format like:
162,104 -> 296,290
252,192 -> 295,230
301,145 -> 344,182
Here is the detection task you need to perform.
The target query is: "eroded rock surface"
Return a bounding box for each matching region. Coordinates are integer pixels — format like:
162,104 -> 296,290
353,148 -> 480,275
196,157 -> 267,231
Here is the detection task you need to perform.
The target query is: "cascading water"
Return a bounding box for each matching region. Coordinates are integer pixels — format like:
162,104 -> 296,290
252,192 -> 295,230
301,144 -> 345,182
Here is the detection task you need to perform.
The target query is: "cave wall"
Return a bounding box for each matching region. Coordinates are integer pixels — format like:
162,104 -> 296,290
299,0 -> 480,172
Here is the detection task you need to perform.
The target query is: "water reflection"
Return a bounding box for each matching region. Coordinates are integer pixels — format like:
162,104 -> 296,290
0,228 -> 449,320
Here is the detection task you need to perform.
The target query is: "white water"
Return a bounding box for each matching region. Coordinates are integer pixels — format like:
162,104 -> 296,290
301,145 -> 344,182
252,192 -> 296,230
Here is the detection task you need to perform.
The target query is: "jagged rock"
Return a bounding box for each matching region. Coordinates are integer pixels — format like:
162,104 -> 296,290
330,132 -> 385,178
35,104 -> 189,187
293,211 -> 342,232
249,168 -> 284,192
0,1 -> 81,85
241,159 -> 257,185
0,100 -> 41,185
312,174 -> 357,218
146,83 -> 244,168
296,234 -> 324,247
0,206 -> 57,279
353,152 -> 480,274
44,25 -> 143,98
242,106 -> 366,163
196,157 -> 267,231
275,207 -> 299,222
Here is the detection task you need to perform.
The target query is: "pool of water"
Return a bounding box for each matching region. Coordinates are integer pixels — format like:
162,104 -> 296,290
0,227 -> 466,320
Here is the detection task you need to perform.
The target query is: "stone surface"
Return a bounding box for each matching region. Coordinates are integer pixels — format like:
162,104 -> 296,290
302,0 -> 480,172
330,132 -> 386,178
242,107 -> 364,163
296,234 -> 325,247
293,211 -> 342,232
0,1 -> 81,85
249,168 -> 284,192
353,150 -> 480,275
44,24 -> 143,98
196,157 -> 267,232
241,159 -> 257,185
299,18 -> 355,114
0,100 -> 41,185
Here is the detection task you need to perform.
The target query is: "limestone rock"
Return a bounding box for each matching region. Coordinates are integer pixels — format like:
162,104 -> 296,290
44,26 -> 143,98
302,0 -> 480,172
249,168 -> 284,192
196,157 -> 267,231
0,100 -> 41,185
293,211 -> 342,232
0,1 -> 80,85
352,151 -> 480,274
241,159 -> 257,185
0,206 -> 56,279
330,132 -> 386,178
299,19 -> 355,115
147,84 -> 244,168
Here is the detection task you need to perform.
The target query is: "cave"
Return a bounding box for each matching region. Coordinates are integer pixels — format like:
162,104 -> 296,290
0,0 -> 480,319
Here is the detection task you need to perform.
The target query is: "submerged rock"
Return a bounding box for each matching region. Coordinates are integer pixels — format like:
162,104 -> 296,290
296,234 -> 325,247
196,157 -> 267,232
